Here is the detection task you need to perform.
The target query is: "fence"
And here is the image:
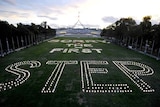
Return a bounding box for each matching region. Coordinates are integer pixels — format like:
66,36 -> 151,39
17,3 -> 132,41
104,37 -> 160,60
0,33 -> 55,57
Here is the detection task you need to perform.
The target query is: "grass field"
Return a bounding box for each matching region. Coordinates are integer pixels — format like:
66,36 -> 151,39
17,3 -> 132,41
0,36 -> 160,107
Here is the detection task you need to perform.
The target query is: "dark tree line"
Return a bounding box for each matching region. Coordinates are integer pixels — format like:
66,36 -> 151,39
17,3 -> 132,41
0,20 -> 56,56
101,16 -> 160,57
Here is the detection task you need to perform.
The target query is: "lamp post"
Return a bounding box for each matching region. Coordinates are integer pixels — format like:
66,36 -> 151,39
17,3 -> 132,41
0,39 -> 4,57
144,40 -> 149,53
158,48 -> 160,60
21,36 -> 24,47
6,37 -> 10,54
11,37 -> 15,51
16,36 -> 20,48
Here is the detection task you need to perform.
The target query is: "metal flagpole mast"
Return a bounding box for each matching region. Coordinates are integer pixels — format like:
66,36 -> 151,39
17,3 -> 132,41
72,11 -> 85,28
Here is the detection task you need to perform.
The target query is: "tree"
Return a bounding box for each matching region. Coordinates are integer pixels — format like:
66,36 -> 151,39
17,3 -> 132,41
139,16 -> 152,52
140,16 -> 152,41
0,19 -> 56,57
114,17 -> 137,45
0,20 -> 12,52
151,24 -> 160,53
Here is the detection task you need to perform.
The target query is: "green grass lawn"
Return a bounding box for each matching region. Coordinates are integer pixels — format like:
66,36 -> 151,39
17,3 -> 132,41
0,37 -> 160,107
